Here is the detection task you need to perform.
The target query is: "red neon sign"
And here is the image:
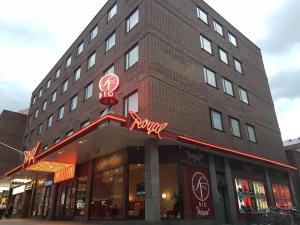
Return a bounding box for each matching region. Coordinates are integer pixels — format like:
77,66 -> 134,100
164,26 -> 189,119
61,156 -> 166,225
23,142 -> 41,168
99,73 -> 120,106
128,112 -> 168,139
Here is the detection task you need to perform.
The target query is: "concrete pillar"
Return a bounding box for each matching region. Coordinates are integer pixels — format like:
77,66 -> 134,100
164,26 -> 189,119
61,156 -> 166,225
288,172 -> 298,208
144,138 -> 160,222
83,163 -> 93,221
224,158 -> 238,225
208,154 -> 222,225
264,168 -> 275,206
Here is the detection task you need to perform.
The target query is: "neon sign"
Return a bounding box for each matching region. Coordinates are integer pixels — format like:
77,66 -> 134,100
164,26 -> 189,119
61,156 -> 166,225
23,142 -> 41,168
128,112 -> 168,139
99,73 -> 120,106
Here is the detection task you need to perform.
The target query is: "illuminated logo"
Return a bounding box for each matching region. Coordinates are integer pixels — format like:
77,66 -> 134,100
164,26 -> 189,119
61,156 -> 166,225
99,73 -> 120,106
128,112 -> 168,139
23,142 -> 41,167
191,171 -> 210,201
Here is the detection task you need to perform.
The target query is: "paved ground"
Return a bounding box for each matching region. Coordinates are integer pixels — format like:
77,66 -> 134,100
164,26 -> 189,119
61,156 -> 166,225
0,219 -> 85,225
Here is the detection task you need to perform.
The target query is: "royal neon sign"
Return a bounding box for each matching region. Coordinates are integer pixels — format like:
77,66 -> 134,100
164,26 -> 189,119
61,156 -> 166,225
99,73 -> 120,106
128,112 -> 168,139
23,142 -> 41,168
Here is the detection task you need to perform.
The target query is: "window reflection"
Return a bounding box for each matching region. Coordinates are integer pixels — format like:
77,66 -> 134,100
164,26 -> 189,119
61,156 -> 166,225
75,177 -> 87,216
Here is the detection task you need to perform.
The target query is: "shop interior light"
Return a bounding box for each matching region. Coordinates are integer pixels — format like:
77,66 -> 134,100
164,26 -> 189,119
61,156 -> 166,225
162,193 -> 167,199
78,140 -> 87,144
11,178 -> 32,184
26,161 -> 74,173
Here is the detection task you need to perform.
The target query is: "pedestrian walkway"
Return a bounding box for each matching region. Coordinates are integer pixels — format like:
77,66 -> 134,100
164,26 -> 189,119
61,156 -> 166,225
0,219 -> 86,225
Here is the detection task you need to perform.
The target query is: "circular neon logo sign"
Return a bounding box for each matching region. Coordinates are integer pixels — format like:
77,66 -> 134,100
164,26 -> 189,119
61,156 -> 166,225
99,74 -> 120,106
191,171 -> 210,201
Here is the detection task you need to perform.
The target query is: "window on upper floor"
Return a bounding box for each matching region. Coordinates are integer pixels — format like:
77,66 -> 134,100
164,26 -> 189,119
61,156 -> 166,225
62,79 -> 68,93
47,115 -> 53,128
38,88 -> 43,98
228,32 -> 237,47
219,48 -> 228,64
200,35 -> 213,54
84,82 -> 93,101
90,25 -> 98,42
197,7 -> 208,24
32,96 -> 36,105
74,67 -> 81,82
70,95 -> 78,111
42,100 -> 47,111
66,55 -> 72,68
43,145 -> 48,150
58,105 -> 65,120
246,124 -> 257,143
203,67 -> 217,88
81,120 -> 90,128
51,90 -> 57,103
125,45 -> 139,70
47,79 -> 51,89
55,68 -> 60,79
210,109 -> 223,131
108,3 -> 117,21
38,123 -> 43,136
239,87 -> 249,104
28,115 -> 32,125
126,8 -> 139,32
222,77 -> 234,96
77,42 -> 84,56
124,91 -> 138,117
34,108 -> 39,119
213,20 -> 224,36
66,129 -> 74,137
104,64 -> 115,74
229,117 -> 241,137
54,137 -> 60,144
88,52 -> 96,69
106,32 -> 116,52
234,58 -> 243,74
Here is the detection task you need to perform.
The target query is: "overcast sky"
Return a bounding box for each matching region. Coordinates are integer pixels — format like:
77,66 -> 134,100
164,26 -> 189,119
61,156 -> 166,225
0,0 -> 299,141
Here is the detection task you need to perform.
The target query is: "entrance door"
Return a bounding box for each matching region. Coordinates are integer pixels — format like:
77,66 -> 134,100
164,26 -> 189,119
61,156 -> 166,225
54,180 -> 77,219
217,172 -> 230,224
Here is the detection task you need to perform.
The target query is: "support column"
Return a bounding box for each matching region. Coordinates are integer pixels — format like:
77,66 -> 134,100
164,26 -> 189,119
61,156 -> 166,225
83,163 -> 93,221
288,172 -> 298,208
224,158 -> 238,225
208,154 -> 222,225
47,183 -> 57,220
144,138 -> 160,222
264,168 -> 275,206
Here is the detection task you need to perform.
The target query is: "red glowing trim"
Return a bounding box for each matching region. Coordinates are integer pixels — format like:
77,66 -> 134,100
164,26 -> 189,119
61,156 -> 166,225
128,112 -> 168,139
177,135 -> 297,171
23,142 -> 42,168
99,73 -> 120,106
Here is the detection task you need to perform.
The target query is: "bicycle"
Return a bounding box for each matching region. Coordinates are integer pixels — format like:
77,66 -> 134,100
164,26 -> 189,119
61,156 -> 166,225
256,207 -> 294,225
291,208 -> 300,225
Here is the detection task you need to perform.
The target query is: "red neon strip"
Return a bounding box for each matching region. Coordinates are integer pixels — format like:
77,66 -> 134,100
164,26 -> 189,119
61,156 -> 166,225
177,135 -> 297,171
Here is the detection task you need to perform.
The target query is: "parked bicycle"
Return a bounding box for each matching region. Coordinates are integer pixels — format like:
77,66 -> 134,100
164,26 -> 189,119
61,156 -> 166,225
255,207 -> 298,225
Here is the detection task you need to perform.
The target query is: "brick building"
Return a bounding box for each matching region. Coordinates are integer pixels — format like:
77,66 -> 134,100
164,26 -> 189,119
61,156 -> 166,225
0,0 -> 298,224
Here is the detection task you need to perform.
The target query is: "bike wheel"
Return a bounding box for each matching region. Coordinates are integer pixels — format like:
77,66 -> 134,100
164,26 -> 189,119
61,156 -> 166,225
280,213 -> 294,225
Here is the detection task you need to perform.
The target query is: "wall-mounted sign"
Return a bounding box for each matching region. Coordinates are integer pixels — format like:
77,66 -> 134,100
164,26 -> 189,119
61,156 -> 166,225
23,142 -> 42,168
99,73 -> 120,106
128,112 -> 168,139
45,180 -> 53,187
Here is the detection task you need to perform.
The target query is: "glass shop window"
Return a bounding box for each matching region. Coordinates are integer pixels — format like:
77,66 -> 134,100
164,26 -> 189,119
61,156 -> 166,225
75,177 -> 88,216
272,184 -> 293,209
235,178 -> 268,214
90,167 -> 124,219
32,187 -> 46,216
128,164 -> 145,219
160,164 -> 181,219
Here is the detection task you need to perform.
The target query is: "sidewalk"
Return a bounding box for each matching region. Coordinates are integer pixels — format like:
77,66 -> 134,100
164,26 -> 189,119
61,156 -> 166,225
0,219 -> 86,225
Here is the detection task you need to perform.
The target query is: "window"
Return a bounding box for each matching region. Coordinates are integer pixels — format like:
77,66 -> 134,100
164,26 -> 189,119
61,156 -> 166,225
272,184 -> 293,209
228,32 -> 237,47
74,67 -> 81,82
38,89 -> 43,98
84,82 -> 93,100
108,3 -> 117,21
34,109 -> 39,119
66,130 -> 74,137
38,123 -> 43,135
47,115 -> 53,128
235,178 -> 268,214
32,96 -> 36,105
239,87 -> 249,104
75,176 -> 88,216
42,100 -> 47,111
124,91 -> 138,117
229,117 -> 241,137
66,55 -> 72,68
43,145 -> 48,150
47,79 -> 51,89
70,95 -> 78,111
28,115 -> 32,125
200,35 -> 213,54
77,42 -> 84,56
222,78 -> 234,96
219,48 -> 228,64
80,120 -> 90,128
196,7 -> 208,24
88,52 -> 96,69
51,90 -> 57,103
90,25 -> 98,42
126,8 -> 139,32
246,124 -> 257,143
234,58 -> 243,74
58,105 -> 65,120
104,64 -> 115,74
54,138 -> 60,144
125,45 -> 139,70
55,68 -> 60,79
203,67 -> 217,88
106,32 -> 116,52
213,20 -> 223,36
210,109 -> 223,131
62,79 -> 68,93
